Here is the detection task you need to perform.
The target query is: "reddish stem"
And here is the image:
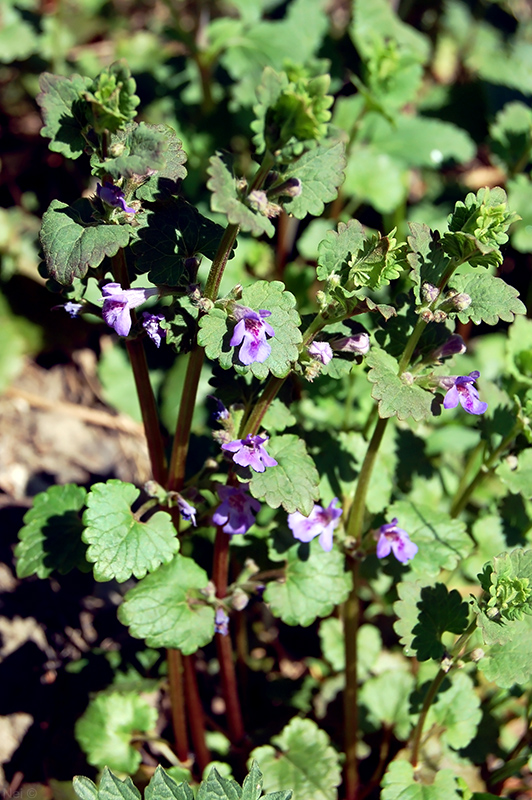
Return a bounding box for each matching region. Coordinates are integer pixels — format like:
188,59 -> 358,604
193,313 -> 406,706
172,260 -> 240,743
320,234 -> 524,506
166,648 -> 189,763
183,655 -> 211,773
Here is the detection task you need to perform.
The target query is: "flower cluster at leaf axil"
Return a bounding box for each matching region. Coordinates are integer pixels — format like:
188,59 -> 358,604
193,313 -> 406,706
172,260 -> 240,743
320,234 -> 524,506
230,305 -> 275,364
375,519 -> 418,564
440,371 -> 488,415
212,484 -> 261,535
288,499 -> 342,552
101,283 -> 159,337
222,434 -> 277,472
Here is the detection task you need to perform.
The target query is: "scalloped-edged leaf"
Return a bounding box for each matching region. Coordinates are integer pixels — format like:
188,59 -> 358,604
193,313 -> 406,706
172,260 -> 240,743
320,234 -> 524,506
198,280 -> 302,379
134,199 -> 227,284
411,583 -> 470,662
360,670 -> 415,739
264,538 -> 352,627
82,480 -> 179,582
197,770 -> 241,800
406,222 -> 451,300
478,614 -> 532,688
83,61 -> 140,135
350,0 -> 430,63
496,448 -> 532,497
75,693 -> 157,774
207,154 -> 274,237
448,272 -> 525,325
250,718 -> 341,800
366,348 -> 434,422
475,550 -> 532,642
15,484 -> 88,579
317,220 -> 366,280
370,115 -> 475,169
145,766 -> 194,800
249,434 -> 319,515
40,199 -> 131,285
118,553 -> 215,654
99,122 -> 167,180
37,72 -> 92,159
425,671 -> 481,750
394,580 -> 423,657
343,145 -> 407,215
389,500 -> 472,577
282,140 -> 346,220
381,761 -> 462,800
490,101 -> 532,173
135,125 -> 188,201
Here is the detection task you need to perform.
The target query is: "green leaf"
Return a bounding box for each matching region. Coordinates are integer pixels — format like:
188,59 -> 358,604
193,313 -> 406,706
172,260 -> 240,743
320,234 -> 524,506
381,761 -> 462,800
476,550 -> 532,634
265,537 -> 352,627
507,175 -> 532,253
250,718 -> 341,800
40,199 -> 131,285
343,145 -> 407,215
97,770 -> 141,800
134,199 -> 227,284
197,770 -> 241,800
360,670 -> 415,739
73,776 -> 99,800
490,101 -> 532,173
496,449 -> 532,498
118,553 -> 215,654
394,580 -> 423,657
135,125 -> 188,201
506,315 -> 532,386
389,500 -> 472,577
350,0 -> 430,63
37,72 -> 92,159
366,348 -> 434,422
0,4 -> 38,63
83,61 -> 140,135
198,280 -> 302,379
443,187 -> 519,269
262,399 -> 296,433
282,140 -> 346,220
145,767 -> 194,800
75,693 -> 157,774
369,115 -> 475,169
207,154 -> 274,237
99,123 -> 168,180
448,272 -> 525,325
249,434 -> 320,515
477,613 -> 532,688
411,584 -> 470,662
82,480 -> 179,582
15,484 -> 88,579
425,671 -> 481,750
406,222 -> 451,300
319,619 -> 381,679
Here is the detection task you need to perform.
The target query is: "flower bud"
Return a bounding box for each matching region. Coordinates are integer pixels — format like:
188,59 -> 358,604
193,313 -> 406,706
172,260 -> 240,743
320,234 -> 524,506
422,282 -> 440,304
183,256 -> 202,273
246,190 -> 269,214
432,334 -> 466,360
330,332 -> 370,355
451,292 -> 472,311
231,588 -> 249,611
433,310 -> 448,323
420,309 -> 434,322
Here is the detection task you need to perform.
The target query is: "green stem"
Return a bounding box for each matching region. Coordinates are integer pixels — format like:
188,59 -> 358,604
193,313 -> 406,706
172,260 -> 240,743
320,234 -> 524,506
345,416 -> 389,543
167,649 -> 189,763
343,558 -> 361,800
409,666 -> 447,767
204,223 -> 240,302
167,344 -> 205,493
450,424 -> 520,518
397,317 -> 427,374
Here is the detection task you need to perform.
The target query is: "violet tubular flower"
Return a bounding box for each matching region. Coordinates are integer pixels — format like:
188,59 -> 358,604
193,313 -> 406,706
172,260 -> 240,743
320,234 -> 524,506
308,341 -> 333,365
222,434 -> 278,473
288,498 -> 342,553
142,312 -> 166,348
96,181 -> 136,214
442,370 -> 488,415
177,496 -> 196,527
52,301 -> 83,318
214,608 -> 230,636
212,484 -> 261,535
230,306 -> 275,365
101,282 -> 158,337
376,518 -> 418,564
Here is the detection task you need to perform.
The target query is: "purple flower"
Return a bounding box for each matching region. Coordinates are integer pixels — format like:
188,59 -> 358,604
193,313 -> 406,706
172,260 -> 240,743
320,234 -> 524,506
432,334 -> 466,360
288,499 -> 342,553
330,333 -> 370,355
142,312 -> 166,348
212,484 -> 261,535
52,301 -> 83,318
177,496 -> 196,527
222,434 -> 278,473
441,371 -> 488,415
214,608 -> 230,636
96,181 -> 136,213
101,282 -> 158,337
208,395 -> 230,421
230,306 -> 275,365
308,341 -> 333,365
376,518 -> 418,564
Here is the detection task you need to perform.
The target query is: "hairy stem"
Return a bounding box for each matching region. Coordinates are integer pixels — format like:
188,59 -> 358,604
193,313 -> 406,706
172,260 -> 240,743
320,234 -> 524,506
409,666 -> 447,767
167,344 -> 205,493
166,649 -> 189,763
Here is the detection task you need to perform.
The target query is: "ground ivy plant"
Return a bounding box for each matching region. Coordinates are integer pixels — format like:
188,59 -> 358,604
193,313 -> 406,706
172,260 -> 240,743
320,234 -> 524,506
14,48 -> 532,800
